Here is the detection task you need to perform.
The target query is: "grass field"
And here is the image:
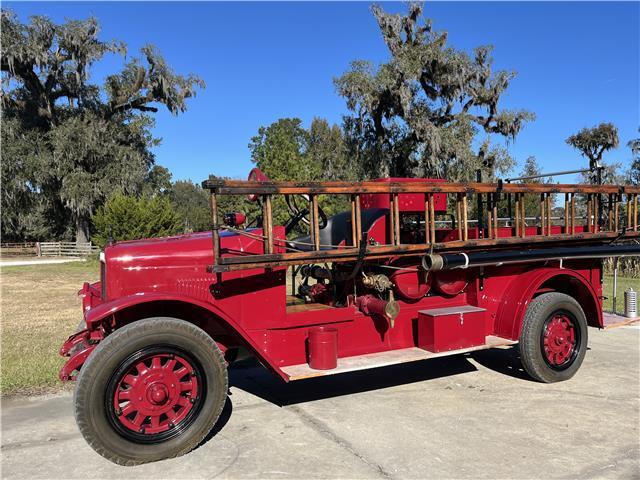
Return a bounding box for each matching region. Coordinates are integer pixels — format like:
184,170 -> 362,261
0,260 -> 637,396
602,275 -> 639,313
1,260 -> 98,396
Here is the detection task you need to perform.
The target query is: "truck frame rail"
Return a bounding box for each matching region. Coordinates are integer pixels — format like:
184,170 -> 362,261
202,178 -> 640,272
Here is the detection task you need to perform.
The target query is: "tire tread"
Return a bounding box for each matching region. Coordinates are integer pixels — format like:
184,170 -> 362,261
74,317 -> 228,466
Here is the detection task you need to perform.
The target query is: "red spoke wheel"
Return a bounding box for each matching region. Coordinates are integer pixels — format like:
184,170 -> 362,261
74,318 -> 228,465
541,313 -> 578,369
519,292 -> 588,383
106,347 -> 205,443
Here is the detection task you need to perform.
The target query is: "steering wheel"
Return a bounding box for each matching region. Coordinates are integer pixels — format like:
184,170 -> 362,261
247,168 -> 327,232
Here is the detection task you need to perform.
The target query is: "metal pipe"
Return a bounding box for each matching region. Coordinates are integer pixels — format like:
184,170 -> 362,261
422,244 -> 640,271
505,167 -> 592,182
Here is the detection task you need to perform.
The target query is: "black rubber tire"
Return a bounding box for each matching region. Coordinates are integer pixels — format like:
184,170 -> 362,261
519,292 -> 588,383
74,317 -> 228,466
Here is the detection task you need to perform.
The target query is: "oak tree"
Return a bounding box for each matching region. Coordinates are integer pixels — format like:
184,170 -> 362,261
335,3 -> 534,181
1,11 -> 204,242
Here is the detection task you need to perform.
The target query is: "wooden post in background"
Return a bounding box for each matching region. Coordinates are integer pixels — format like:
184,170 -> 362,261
210,191 -> 220,263
310,195 -> 320,250
462,192 -> 468,241
429,193 -> 436,243
546,193 -> 552,236
564,193 -> 570,234
487,194 -> 494,239
263,194 -> 274,254
393,193 -> 401,245
351,195 -> 357,246
424,194 -> 431,244
514,193 -> 520,237
540,193 -> 546,236
492,194 -> 498,237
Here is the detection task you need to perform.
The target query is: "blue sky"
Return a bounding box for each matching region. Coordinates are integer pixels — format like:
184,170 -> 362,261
6,2 -> 639,184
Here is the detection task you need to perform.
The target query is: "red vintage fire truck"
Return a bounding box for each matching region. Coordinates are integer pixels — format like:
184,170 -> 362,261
59,170 -> 639,465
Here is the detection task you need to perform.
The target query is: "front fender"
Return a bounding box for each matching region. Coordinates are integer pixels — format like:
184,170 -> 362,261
84,292 -> 238,328
81,292 -> 287,380
495,267 -> 602,340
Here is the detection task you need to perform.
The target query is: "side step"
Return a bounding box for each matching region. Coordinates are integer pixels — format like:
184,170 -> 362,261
281,335 -> 517,381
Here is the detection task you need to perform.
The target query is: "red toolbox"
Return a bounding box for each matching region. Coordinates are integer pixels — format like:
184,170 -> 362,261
417,305 -> 486,352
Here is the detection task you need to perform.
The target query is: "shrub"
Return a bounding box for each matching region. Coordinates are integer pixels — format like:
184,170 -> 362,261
93,193 -> 182,247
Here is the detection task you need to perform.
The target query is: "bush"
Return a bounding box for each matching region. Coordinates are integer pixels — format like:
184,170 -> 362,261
93,193 -> 182,247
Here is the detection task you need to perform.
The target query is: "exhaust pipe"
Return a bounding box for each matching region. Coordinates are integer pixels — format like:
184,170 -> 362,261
422,244 -> 640,271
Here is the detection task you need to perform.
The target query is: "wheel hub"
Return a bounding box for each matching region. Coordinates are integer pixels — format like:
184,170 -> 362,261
147,383 -> 169,405
111,352 -> 200,436
543,314 -> 576,367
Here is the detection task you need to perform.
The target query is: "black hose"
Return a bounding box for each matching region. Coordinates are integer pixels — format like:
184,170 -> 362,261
422,243 -> 640,271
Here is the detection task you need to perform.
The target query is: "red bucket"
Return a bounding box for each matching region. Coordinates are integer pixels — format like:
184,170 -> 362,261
308,326 -> 338,370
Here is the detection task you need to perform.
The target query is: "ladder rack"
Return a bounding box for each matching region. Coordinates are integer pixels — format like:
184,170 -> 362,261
202,178 -> 640,272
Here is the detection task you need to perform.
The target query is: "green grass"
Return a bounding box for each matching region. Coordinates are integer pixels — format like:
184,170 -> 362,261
1,260 -> 99,396
602,275 -> 640,313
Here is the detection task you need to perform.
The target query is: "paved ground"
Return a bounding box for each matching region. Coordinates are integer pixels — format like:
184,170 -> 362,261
2,326 -> 638,480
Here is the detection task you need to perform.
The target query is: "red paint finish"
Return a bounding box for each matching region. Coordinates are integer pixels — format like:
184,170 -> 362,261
542,314 -> 577,367
58,177 -> 605,383
417,307 -> 486,352
307,327 -> 338,370
111,352 -> 199,435
360,178 -> 447,212
389,262 -> 431,301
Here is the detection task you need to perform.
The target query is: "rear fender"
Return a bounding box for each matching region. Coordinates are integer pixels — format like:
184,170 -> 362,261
495,268 -> 602,340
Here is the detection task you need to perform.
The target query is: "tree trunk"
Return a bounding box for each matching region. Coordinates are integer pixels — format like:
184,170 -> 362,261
75,212 -> 90,244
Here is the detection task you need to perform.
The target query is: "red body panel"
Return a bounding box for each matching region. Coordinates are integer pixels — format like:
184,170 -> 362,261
360,178 -> 448,212
60,187 -> 605,382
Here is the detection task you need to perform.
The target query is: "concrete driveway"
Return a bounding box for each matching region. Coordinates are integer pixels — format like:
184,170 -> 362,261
2,326 -> 638,479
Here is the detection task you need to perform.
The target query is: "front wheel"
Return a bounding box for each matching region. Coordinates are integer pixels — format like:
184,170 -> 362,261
74,318 -> 228,465
519,292 -> 588,383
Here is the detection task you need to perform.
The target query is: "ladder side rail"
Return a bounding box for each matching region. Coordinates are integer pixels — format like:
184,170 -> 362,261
203,180 -> 640,272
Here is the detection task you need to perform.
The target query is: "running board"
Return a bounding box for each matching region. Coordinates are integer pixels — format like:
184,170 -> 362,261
282,335 -> 517,381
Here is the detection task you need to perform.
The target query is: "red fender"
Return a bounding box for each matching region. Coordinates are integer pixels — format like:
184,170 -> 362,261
82,292 -> 287,379
495,267 -> 602,340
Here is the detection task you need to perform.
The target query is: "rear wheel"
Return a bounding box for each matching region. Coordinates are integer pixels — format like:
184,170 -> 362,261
519,292 -> 588,383
74,317 -> 228,465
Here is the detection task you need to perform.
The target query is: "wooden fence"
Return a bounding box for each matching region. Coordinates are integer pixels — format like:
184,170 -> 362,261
0,242 -> 38,256
1,241 -> 100,257
37,242 -> 99,257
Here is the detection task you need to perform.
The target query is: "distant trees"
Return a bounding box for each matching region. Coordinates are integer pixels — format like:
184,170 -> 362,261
169,179 -> 257,233
1,11 -> 204,242
249,117 -> 354,225
628,130 -> 640,185
518,156 -> 550,217
93,193 -> 182,247
335,3 -> 533,181
566,123 -> 619,183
